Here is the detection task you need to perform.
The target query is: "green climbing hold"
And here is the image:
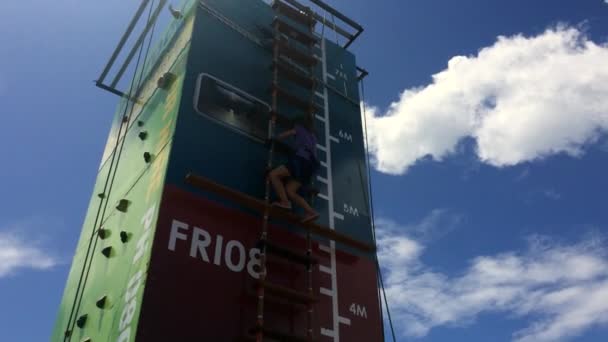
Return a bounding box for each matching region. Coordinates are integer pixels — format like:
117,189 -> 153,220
120,231 -> 131,243
76,314 -> 88,328
95,296 -> 107,309
157,72 -> 176,89
97,228 -> 109,240
101,246 -> 113,258
116,199 -> 130,212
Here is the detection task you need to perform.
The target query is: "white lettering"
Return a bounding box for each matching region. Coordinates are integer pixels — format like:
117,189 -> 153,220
343,203 -> 360,217
213,234 -> 224,266
141,204 -> 157,231
119,300 -> 137,331
118,203 -> 155,341
225,240 -> 245,272
349,303 -> 368,319
117,327 -> 131,342
247,248 -> 262,279
133,230 -> 150,264
168,219 -> 189,251
125,270 -> 143,302
190,227 -> 211,262
166,220 -> 262,279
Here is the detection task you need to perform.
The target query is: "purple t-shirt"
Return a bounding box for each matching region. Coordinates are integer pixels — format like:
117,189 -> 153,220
294,125 -> 317,161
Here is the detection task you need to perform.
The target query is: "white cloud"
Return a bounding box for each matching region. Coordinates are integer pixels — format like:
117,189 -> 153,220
377,219 -> 608,341
0,231 -> 57,277
365,26 -> 608,174
377,209 -> 462,243
543,189 -> 562,200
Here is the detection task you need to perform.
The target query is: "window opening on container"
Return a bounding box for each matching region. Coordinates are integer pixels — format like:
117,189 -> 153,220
194,73 -> 272,141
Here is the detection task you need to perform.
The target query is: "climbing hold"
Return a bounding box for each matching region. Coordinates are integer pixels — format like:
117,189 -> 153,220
169,4 -> 183,19
157,72 -> 176,89
120,231 -> 131,243
138,131 -> 148,141
64,330 -> 72,337
122,115 -> 129,123
82,338 -> 92,342
76,314 -> 88,328
137,120 -> 145,127
143,152 -> 152,163
116,199 -> 130,212
97,193 -> 105,199
97,228 -> 109,240
96,296 -> 107,309
101,246 -> 113,258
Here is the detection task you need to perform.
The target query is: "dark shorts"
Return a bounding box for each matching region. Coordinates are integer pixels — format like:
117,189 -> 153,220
286,155 -> 314,184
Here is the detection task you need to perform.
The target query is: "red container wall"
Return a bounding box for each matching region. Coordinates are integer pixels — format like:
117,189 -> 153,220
136,185 -> 382,341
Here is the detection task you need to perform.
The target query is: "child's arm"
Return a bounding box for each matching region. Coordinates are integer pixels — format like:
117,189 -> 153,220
276,129 -> 296,140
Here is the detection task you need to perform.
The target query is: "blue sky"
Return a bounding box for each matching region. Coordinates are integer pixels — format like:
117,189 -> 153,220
1,1 -> 608,341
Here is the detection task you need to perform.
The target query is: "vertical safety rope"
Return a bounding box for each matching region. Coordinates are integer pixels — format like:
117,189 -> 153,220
256,10 -> 282,341
360,77 -> 398,342
305,8 -> 316,341
331,13 -> 339,45
63,1 -> 159,339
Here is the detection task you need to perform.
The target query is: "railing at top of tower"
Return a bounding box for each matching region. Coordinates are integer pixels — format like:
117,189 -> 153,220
96,0 -> 197,99
95,0 -> 368,99
270,0 -> 364,49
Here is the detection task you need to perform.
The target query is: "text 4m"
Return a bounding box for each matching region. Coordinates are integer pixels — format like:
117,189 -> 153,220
168,219 -> 262,279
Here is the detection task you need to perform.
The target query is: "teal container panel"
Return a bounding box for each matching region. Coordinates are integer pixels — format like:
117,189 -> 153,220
167,0 -> 275,199
327,92 -> 372,247
167,0 -> 374,251
324,41 -> 360,103
138,1 -> 384,341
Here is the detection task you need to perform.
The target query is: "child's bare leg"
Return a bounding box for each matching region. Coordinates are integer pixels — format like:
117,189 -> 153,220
269,166 -> 290,206
286,180 -> 317,217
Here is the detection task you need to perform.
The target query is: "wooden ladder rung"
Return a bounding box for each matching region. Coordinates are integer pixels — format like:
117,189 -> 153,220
272,0 -> 316,27
270,110 -> 295,129
276,39 -> 318,67
273,17 -> 318,46
257,280 -> 317,305
260,240 -> 318,267
273,61 -> 315,89
272,85 -> 322,113
184,173 -> 375,252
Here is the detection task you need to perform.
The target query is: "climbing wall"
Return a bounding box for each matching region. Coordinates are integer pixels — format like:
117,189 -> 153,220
142,0 -> 383,341
51,2 -> 195,340
53,0 -> 382,341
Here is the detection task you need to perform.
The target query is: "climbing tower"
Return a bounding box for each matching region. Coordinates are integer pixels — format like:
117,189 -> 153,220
52,0 -> 382,341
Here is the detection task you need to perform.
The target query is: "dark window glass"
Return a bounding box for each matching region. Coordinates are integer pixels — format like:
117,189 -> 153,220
195,74 -> 271,141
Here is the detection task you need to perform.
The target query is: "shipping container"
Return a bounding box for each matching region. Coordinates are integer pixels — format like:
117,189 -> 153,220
53,1 -> 381,341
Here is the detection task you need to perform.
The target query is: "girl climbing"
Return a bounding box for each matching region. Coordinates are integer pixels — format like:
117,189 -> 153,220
268,115 -> 320,223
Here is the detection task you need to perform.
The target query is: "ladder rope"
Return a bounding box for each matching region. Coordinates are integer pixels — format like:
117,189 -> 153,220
257,3 -> 319,341
360,77 -> 397,342
306,8 -> 316,341
200,1 -> 360,108
63,2 -> 159,339
199,1 -> 263,46
331,13 -> 339,45
256,11 -> 280,342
